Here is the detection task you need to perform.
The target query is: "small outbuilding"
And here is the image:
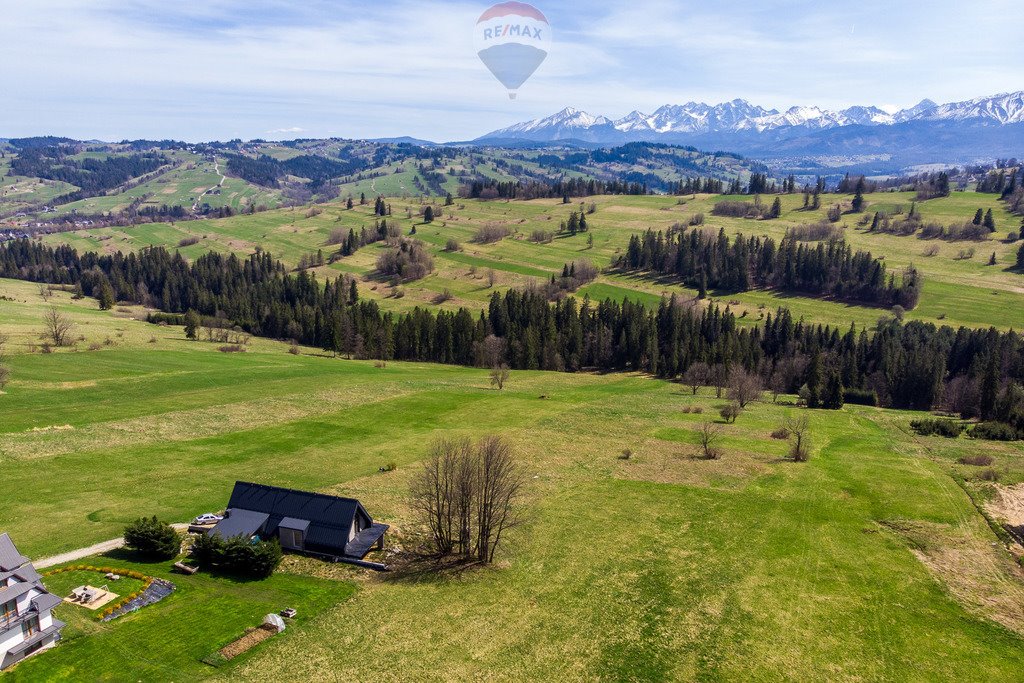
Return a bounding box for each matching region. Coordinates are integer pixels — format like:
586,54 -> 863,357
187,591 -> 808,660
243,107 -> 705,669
209,482 -> 388,560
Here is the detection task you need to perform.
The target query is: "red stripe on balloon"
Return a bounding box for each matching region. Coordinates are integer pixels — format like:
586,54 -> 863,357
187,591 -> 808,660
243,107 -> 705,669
477,2 -> 548,24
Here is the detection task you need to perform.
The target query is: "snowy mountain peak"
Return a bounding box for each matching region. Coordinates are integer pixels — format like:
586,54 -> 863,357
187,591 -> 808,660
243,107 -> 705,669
479,91 -> 1024,144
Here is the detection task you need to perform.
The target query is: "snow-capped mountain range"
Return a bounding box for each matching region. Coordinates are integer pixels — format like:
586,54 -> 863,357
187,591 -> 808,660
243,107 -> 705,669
479,92 -> 1024,141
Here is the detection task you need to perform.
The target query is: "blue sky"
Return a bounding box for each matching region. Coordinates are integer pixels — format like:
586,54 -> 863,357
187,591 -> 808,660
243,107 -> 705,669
2,0 -> 1021,141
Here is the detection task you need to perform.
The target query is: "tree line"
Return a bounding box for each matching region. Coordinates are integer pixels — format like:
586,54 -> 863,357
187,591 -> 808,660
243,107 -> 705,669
616,227 -> 922,309
0,239 -> 1020,430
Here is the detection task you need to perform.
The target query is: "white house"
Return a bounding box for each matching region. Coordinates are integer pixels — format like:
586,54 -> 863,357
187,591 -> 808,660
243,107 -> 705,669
0,533 -> 64,670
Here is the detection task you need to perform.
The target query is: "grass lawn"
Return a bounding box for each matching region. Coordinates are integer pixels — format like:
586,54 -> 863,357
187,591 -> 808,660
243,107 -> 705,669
6,554 -> 354,682
2,280 -> 1024,680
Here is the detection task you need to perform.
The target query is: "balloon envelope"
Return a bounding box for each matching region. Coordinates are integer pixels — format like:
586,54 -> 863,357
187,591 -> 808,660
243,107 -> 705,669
474,2 -> 551,97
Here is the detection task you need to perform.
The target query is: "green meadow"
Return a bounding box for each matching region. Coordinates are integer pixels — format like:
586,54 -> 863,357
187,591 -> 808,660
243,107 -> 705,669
41,190 -> 1024,330
2,278 -> 1024,680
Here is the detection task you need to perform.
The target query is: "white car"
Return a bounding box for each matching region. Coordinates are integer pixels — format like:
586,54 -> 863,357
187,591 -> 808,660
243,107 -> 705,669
192,513 -> 223,525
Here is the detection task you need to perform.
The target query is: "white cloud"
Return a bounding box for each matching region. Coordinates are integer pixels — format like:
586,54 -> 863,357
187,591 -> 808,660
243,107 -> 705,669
0,0 -> 1020,141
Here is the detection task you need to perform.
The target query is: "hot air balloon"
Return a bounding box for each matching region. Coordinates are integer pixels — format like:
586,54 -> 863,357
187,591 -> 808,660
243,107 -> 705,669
473,2 -> 552,100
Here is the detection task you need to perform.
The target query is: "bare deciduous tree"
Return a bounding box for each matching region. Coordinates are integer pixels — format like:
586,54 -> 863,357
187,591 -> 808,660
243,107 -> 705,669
727,367 -> 763,408
409,435 -> 524,564
38,284 -> 51,302
682,362 -> 710,395
474,436 -> 524,563
42,306 -> 73,347
710,364 -> 728,398
487,268 -> 498,288
490,364 -> 510,391
698,420 -> 723,460
782,415 -> 811,462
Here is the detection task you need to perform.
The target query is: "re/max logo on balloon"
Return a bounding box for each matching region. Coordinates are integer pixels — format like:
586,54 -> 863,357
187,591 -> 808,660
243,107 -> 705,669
473,2 -> 553,100
480,23 -> 544,42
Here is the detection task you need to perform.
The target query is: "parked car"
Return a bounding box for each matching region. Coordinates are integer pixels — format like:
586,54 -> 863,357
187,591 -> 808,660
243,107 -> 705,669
192,513 -> 223,525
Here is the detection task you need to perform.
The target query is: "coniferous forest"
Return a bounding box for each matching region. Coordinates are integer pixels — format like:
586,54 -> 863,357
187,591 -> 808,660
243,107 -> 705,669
1,238 -> 1021,432
617,227 -> 922,309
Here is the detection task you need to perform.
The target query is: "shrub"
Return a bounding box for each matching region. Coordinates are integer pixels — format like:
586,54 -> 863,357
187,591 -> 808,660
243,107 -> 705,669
958,454 -> 994,466
124,516 -> 180,559
910,419 -> 966,438
191,533 -> 282,578
218,344 -> 246,353
444,238 -> 461,252
719,403 -> 741,423
618,448 -> 633,460
529,229 -> 554,244
376,238 -> 434,282
770,427 -> 790,440
786,221 -> 844,242
969,422 -> 1022,441
473,223 -> 512,244
978,468 -> 1001,482
177,236 -> 201,248
843,388 -> 879,407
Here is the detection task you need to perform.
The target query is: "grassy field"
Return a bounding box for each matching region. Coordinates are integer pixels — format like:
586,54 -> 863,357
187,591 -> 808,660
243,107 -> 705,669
3,278 -> 1024,680
7,555 -> 354,682
39,190 -> 1024,331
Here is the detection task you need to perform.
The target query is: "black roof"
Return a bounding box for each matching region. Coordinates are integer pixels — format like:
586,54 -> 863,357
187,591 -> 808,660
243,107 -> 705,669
218,481 -> 373,555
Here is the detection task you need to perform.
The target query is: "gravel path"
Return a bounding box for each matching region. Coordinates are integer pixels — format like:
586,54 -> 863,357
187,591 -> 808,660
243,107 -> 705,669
35,524 -> 190,569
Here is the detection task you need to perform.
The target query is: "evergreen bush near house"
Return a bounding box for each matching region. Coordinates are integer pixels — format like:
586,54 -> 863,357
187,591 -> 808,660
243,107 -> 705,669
124,516 -> 180,559
191,533 -> 282,578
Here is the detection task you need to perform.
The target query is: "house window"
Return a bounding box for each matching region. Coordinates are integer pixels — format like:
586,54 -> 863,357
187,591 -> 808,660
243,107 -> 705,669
22,616 -> 39,638
1,598 -> 16,628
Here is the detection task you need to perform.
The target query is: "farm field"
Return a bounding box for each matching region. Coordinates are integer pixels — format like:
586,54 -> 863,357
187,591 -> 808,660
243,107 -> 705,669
2,278 -> 1024,680
40,190 -> 1024,331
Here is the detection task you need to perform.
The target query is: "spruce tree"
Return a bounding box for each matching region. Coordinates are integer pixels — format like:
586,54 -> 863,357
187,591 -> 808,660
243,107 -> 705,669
183,309 -> 200,340
980,353 -> 1000,420
770,197 -> 782,219
973,209 -> 984,225
983,209 -> 996,231
423,206 -> 434,223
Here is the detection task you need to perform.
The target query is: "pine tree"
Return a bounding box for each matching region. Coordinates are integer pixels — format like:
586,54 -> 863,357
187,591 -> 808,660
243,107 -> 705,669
698,271 -> 707,300
822,368 -> 844,409
346,197 -> 354,210
983,209 -> 996,232
989,252 -> 997,266
98,279 -> 115,310
567,212 -> 579,236
770,197 -> 782,219
973,209 -> 984,225
360,192 -> 366,205
423,206 -> 434,223
183,309 -> 200,340
980,352 -> 1000,420
1018,242 -> 1024,269
806,351 -> 824,408
871,212 -> 880,231
851,177 -> 866,213
445,192 -> 454,206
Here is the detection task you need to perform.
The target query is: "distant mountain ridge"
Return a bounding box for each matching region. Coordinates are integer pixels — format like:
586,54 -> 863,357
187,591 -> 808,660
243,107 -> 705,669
475,92 -> 1024,171
480,92 -> 1024,141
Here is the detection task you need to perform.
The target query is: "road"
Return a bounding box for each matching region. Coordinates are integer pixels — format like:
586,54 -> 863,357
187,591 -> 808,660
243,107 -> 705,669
34,524 -> 190,569
192,158 -> 227,213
